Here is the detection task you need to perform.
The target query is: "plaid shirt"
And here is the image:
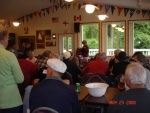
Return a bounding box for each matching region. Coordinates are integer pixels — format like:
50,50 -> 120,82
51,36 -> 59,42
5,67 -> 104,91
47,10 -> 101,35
35,57 -> 48,68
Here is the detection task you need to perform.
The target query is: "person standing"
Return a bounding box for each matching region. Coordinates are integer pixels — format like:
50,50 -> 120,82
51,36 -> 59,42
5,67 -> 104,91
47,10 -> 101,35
81,40 -> 89,59
0,29 -> 24,113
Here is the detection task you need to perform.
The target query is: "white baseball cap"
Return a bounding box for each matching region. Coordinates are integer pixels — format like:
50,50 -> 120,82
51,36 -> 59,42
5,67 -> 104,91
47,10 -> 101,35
63,51 -> 71,59
47,59 -> 67,73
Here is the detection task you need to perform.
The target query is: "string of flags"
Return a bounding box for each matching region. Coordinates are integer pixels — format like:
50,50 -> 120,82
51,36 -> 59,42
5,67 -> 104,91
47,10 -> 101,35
17,0 -> 150,24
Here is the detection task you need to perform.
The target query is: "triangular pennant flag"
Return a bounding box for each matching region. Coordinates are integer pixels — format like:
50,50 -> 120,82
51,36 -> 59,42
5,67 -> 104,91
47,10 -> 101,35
41,9 -> 45,16
72,1 -> 77,10
55,5 -> 59,11
60,0 -> 64,9
99,5 -> 103,11
111,6 -> 115,15
46,8 -> 50,14
38,12 -> 41,17
142,10 -> 147,17
78,3 -> 81,10
124,8 -> 129,17
105,5 -> 110,13
50,6 -> 55,13
64,3 -> 68,9
29,14 -> 33,19
147,10 -> 150,15
136,10 -> 140,14
130,9 -> 135,18
21,17 -> 24,23
118,7 -> 123,16
26,15 -> 28,22
34,12 -> 37,17
67,2 -> 71,8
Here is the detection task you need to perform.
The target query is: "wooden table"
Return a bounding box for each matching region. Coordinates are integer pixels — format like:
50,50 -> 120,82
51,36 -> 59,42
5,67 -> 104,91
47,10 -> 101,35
83,87 -> 120,113
72,85 -> 89,102
84,87 -> 120,105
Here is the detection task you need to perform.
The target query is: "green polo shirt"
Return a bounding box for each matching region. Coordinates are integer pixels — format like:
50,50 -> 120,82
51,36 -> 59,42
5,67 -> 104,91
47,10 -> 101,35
0,44 -> 24,109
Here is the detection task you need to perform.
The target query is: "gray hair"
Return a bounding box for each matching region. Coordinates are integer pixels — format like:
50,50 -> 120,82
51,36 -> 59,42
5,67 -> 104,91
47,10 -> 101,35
96,52 -> 106,59
0,29 -> 8,40
125,62 -> 146,85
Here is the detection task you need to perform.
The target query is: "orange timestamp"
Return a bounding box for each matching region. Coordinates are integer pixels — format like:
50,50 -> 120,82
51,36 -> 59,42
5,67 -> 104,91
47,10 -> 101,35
109,100 -> 136,105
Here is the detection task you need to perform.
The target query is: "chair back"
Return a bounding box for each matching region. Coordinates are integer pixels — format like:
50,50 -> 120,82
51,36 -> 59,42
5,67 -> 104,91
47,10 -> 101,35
32,107 -> 58,113
61,71 -> 73,85
80,73 -> 94,85
87,74 -> 106,83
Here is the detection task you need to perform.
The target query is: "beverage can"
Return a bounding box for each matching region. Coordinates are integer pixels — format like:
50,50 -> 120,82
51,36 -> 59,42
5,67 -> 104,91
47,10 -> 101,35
76,83 -> 80,92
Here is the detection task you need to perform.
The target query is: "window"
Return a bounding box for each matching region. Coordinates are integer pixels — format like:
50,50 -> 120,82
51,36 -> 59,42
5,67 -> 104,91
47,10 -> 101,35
133,21 -> 150,56
81,23 -> 99,56
106,23 -> 125,56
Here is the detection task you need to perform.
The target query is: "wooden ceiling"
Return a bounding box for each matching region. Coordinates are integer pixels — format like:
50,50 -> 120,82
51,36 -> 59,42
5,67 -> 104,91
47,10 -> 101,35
0,0 -> 150,21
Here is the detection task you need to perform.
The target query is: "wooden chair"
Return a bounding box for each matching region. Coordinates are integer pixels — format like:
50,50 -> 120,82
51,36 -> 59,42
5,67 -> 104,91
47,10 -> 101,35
32,107 -> 58,113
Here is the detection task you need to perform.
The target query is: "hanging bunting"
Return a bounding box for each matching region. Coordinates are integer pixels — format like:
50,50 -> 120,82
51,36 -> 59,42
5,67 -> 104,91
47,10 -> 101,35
130,9 -> 135,18
21,17 -> 24,23
118,7 -> 123,16
41,9 -> 46,16
46,8 -> 50,14
63,21 -> 69,26
74,15 -> 81,21
57,0 -> 60,6
124,8 -> 129,17
147,10 -> 150,15
99,5 -> 103,11
29,13 -> 33,19
111,6 -> 115,15
26,15 -> 28,22
50,6 -> 55,13
72,1 -> 77,10
60,0 -> 65,9
136,10 -> 141,14
105,5 -> 110,13
142,10 -> 147,17
34,12 -> 37,17
67,2 -> 71,8
64,3 -> 68,9
78,3 -> 81,10
55,5 -> 59,11
38,12 -> 41,17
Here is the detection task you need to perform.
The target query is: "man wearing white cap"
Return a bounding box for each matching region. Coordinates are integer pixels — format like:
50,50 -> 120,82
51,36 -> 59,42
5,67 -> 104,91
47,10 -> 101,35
29,59 -> 81,113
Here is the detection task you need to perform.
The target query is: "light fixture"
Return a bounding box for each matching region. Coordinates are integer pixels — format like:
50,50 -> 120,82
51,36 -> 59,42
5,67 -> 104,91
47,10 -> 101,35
13,21 -> 20,26
52,34 -> 56,38
111,24 -> 116,27
65,0 -> 73,2
85,4 -> 95,14
97,15 -> 109,20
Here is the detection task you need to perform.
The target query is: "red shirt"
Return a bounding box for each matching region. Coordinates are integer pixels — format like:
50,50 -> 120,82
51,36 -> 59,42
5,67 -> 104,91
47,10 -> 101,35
82,59 -> 109,76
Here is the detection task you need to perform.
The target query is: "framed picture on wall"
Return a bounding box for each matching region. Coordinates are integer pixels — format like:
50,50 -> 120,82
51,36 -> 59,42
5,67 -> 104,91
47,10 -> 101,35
37,43 -> 45,49
36,30 -> 45,43
18,36 -> 35,49
46,41 -> 56,47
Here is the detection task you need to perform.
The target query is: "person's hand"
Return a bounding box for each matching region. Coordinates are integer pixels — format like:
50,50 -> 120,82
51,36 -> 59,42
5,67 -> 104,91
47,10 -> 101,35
63,79 -> 70,85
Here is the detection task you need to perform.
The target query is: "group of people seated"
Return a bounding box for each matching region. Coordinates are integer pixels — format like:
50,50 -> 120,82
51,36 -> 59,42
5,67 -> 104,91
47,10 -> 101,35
1,28 -> 150,113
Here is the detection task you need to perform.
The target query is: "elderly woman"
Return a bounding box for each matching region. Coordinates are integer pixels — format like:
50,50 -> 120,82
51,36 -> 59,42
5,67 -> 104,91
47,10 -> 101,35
0,29 -> 24,113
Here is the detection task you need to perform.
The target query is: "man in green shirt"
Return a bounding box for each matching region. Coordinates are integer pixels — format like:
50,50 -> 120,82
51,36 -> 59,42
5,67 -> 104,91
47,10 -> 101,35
0,29 -> 24,113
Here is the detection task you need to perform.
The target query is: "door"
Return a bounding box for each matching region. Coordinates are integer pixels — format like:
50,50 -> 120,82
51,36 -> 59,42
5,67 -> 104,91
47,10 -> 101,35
59,34 -> 74,58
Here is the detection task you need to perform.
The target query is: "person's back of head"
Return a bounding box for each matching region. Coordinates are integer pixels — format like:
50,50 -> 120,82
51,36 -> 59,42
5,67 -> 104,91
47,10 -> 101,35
0,29 -> 8,47
134,54 -> 147,68
42,50 -> 52,58
125,62 -> 146,87
82,40 -> 87,45
116,51 -> 127,62
96,52 -> 106,60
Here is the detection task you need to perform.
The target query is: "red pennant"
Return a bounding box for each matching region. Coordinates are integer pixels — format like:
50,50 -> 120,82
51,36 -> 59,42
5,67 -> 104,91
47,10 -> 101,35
118,7 -> 123,16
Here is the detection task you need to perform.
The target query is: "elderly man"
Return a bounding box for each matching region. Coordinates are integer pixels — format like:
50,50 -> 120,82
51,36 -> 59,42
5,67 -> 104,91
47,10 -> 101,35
82,52 -> 110,78
29,59 -> 81,113
0,29 -> 24,113
107,63 -> 150,113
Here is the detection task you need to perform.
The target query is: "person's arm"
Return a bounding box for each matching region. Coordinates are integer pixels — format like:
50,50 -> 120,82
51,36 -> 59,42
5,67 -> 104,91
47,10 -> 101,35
10,53 -> 24,83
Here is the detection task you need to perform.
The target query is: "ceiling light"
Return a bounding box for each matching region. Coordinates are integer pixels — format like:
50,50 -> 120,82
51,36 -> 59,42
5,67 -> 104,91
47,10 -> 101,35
85,4 -> 95,14
111,24 -> 116,27
97,15 -> 109,20
65,0 -> 73,2
13,21 -> 20,26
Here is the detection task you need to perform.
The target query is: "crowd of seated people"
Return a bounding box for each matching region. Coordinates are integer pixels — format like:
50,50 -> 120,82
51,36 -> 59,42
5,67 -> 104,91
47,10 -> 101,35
2,29 -> 150,113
